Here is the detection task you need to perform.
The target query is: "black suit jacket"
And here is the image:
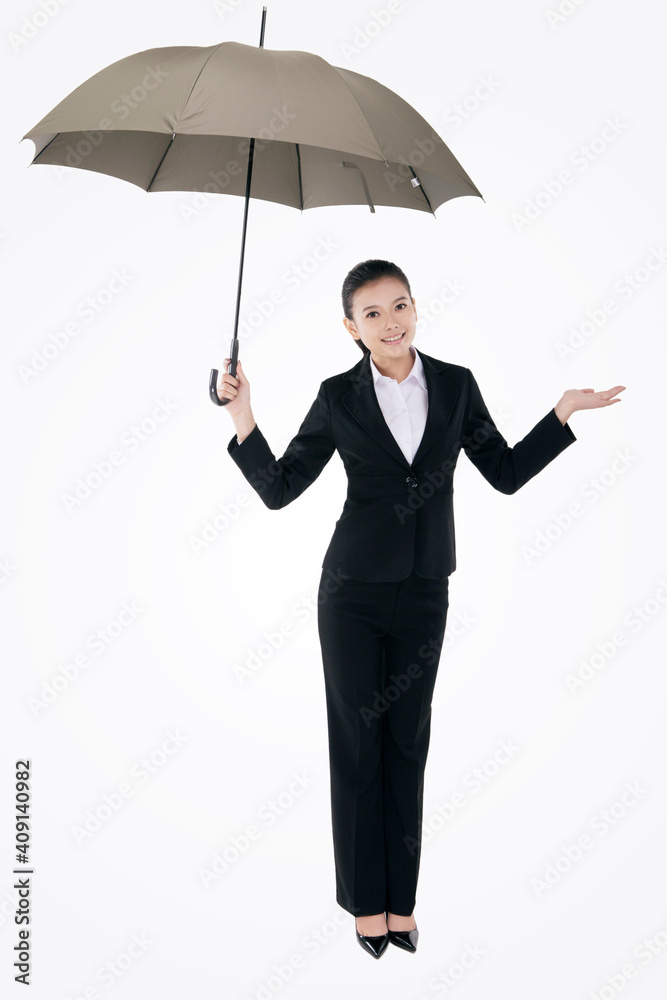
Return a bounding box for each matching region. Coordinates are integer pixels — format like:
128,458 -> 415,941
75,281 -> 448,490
227,348 -> 577,581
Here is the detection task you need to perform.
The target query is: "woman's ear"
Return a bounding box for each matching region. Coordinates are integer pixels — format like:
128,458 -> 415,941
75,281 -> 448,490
343,315 -> 360,342
412,296 -> 418,323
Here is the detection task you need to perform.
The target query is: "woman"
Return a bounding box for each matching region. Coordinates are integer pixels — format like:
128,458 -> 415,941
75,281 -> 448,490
218,259 -> 625,959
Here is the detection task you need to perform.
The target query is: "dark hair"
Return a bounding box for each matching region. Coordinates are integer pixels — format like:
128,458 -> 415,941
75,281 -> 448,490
341,259 -> 412,356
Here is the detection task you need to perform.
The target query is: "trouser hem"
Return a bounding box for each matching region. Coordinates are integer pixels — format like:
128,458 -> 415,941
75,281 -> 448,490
336,893 -> 387,918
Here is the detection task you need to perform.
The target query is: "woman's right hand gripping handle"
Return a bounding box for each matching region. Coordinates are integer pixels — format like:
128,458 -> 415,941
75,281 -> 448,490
217,359 -> 256,443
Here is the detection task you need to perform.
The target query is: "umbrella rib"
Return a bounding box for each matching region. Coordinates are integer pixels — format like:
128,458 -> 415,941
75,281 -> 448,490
408,166 -> 435,216
342,161 -> 375,213
33,133 -> 61,161
295,143 -> 304,211
147,133 -> 176,192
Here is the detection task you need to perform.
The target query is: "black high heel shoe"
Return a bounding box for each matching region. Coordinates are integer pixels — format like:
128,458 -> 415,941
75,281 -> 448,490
355,918 -> 389,959
387,915 -> 419,953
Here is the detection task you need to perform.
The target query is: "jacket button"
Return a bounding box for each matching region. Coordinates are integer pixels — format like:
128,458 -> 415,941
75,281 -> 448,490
405,476 -> 418,488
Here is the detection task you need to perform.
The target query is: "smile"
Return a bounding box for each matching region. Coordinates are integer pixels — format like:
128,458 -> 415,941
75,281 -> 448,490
381,332 -> 405,343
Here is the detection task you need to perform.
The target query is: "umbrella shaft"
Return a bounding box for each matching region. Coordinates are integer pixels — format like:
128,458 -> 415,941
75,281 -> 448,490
231,5 -> 267,345
231,136 -> 256,342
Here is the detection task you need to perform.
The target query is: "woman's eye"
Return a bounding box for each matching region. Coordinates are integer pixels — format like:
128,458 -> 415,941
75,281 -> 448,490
365,306 -> 406,318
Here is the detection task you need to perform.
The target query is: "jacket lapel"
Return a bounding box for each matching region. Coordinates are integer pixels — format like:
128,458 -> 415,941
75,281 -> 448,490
341,348 -> 459,471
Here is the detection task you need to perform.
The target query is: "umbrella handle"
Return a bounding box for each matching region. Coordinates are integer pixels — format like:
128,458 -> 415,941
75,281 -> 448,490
209,337 -> 239,405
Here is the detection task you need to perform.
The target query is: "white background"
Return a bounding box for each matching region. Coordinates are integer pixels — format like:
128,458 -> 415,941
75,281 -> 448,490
2,0 -> 666,996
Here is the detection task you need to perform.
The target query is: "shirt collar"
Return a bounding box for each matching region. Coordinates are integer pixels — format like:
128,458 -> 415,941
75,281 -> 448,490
369,344 -> 427,389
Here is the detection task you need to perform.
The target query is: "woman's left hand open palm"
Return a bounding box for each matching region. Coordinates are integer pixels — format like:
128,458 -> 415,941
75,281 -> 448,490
563,385 -> 626,412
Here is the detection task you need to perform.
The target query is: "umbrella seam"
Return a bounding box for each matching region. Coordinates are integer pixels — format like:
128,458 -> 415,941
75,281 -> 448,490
333,70 -> 386,161
178,42 -> 226,130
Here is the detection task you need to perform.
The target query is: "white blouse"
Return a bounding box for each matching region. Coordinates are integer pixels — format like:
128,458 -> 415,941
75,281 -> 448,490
369,345 -> 428,466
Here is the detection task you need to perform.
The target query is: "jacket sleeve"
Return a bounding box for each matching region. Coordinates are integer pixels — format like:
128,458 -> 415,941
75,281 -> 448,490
226,380 -> 336,509
462,368 -> 576,494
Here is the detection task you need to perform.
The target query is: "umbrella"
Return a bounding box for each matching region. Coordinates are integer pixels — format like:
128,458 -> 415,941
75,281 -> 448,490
20,7 -> 484,406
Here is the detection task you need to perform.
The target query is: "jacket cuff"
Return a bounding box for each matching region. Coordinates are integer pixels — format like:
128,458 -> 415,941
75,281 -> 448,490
549,406 -> 576,443
227,423 -> 276,482
228,423 -> 260,455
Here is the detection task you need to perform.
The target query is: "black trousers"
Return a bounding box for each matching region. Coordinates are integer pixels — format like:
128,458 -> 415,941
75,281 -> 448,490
317,566 -> 449,917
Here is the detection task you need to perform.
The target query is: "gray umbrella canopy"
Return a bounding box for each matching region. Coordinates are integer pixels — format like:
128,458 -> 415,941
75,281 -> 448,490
21,40 -> 483,213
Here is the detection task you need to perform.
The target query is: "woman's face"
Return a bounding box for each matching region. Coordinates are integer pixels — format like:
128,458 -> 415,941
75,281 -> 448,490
343,276 -> 418,364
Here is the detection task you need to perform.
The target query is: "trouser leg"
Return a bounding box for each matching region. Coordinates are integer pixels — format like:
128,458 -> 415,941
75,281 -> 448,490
382,573 -> 449,915
317,570 -> 398,917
